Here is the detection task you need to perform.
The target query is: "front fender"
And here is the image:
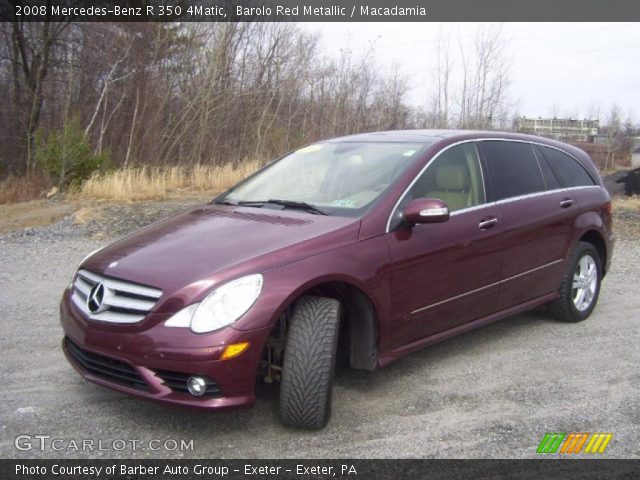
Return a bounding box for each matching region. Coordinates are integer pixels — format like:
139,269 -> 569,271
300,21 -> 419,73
231,235 -> 391,332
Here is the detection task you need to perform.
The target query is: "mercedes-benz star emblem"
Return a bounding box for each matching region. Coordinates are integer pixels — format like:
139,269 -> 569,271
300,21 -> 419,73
87,283 -> 106,313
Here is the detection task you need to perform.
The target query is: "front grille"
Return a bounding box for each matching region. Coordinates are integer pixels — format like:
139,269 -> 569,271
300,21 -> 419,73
154,369 -> 222,398
71,269 -> 162,324
64,337 -> 148,391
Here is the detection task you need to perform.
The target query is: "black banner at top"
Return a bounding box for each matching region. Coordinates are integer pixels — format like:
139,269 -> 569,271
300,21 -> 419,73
2,0 -> 640,22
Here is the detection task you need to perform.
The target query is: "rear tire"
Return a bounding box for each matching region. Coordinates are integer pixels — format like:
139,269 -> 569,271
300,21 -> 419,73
279,295 -> 341,429
547,241 -> 601,323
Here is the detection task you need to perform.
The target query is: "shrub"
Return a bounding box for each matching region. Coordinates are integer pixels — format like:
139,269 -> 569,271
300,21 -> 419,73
35,117 -> 111,189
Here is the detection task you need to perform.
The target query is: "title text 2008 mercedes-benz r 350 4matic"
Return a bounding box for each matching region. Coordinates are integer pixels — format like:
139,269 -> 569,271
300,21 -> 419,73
61,130 -> 613,429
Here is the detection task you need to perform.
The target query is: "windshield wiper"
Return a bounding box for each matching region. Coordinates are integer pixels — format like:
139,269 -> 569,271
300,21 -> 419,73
235,199 -> 328,216
268,199 -> 328,215
212,199 -> 238,206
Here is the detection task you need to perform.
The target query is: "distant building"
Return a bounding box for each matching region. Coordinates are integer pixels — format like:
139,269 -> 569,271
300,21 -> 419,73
516,117 -> 599,142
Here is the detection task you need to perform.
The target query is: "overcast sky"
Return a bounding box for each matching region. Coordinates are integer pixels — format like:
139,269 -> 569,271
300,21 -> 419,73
304,22 -> 640,122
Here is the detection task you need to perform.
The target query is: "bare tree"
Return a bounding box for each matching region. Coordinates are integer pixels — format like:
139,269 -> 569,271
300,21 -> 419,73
461,25 -> 510,129
425,27 -> 453,128
604,103 -> 622,170
2,21 -> 70,173
0,22 -> 417,181
423,25 -> 513,131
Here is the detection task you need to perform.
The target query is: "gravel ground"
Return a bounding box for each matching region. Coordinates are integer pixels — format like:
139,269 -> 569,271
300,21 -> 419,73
0,200 -> 638,459
0,200 -> 205,241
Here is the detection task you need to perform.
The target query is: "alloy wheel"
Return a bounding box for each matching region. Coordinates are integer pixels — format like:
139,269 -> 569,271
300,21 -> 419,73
572,254 -> 598,312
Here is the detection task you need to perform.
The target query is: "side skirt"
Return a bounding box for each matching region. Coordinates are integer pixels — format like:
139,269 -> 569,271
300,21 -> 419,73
377,291 -> 558,368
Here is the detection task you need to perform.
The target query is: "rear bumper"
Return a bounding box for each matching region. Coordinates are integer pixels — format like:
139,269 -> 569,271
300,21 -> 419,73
60,289 -> 271,411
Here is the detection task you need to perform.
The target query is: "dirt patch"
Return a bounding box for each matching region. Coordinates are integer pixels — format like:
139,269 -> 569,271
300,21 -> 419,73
0,200 -> 73,234
80,199 -> 209,238
0,195 -> 212,238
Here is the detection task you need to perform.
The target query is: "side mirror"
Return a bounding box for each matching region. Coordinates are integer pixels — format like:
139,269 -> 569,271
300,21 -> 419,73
403,198 -> 450,225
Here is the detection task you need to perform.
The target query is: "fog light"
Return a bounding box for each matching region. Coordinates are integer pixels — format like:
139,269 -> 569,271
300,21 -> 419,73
187,376 -> 207,396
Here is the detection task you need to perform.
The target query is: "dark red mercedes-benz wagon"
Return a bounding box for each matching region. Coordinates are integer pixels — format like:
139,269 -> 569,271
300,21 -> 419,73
61,130 -> 614,429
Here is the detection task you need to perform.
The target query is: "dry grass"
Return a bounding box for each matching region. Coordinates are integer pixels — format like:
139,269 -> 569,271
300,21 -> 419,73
612,195 -> 640,240
0,200 -> 73,234
613,195 -> 640,212
72,161 -> 263,202
0,172 -> 51,204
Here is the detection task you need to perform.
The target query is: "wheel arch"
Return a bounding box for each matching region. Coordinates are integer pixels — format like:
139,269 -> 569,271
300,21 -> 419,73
578,229 -> 608,277
271,276 -> 380,371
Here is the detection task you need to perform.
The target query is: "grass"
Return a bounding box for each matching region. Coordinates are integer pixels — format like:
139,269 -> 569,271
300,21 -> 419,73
612,195 -> 640,212
0,172 -> 51,204
612,195 -> 640,240
71,161 -> 263,202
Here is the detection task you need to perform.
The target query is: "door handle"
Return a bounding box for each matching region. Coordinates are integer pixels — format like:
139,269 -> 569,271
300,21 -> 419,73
560,198 -> 573,208
478,217 -> 498,230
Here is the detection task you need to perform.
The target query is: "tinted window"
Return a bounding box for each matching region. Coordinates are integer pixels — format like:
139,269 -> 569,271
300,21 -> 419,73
540,146 -> 596,187
481,141 -> 545,201
534,146 -> 562,190
408,143 -> 486,212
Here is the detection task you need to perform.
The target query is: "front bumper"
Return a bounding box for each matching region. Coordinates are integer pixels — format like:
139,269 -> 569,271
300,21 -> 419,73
60,289 -> 271,410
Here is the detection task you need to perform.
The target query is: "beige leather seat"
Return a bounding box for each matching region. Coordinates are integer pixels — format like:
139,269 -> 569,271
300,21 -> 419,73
426,163 -> 470,211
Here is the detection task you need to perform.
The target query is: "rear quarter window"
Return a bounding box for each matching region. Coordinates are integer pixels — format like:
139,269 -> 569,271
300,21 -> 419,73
540,146 -> 596,187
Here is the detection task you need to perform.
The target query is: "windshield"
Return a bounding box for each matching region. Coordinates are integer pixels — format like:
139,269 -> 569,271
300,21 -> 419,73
219,142 -> 429,217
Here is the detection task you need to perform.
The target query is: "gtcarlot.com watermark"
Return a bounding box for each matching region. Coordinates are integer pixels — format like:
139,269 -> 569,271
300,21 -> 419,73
15,434 -> 194,452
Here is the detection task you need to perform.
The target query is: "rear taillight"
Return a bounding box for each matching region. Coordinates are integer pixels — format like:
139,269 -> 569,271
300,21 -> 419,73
605,201 -> 612,214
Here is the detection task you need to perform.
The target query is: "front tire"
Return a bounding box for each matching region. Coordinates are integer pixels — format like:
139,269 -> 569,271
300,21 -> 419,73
279,295 -> 341,429
547,241 -> 602,322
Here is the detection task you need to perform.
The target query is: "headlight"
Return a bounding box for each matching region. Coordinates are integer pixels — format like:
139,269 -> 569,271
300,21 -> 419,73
164,274 -> 263,333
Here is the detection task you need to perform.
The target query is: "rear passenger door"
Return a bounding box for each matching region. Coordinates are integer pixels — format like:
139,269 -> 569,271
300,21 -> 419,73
478,140 -> 573,310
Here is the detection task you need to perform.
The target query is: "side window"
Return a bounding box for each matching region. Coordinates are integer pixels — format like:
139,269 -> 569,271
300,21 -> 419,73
408,143 -> 486,212
481,141 -> 545,201
534,146 -> 562,190
540,146 -> 597,187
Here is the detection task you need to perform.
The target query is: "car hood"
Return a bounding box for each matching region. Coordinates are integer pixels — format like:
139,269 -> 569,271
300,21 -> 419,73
82,205 -> 360,303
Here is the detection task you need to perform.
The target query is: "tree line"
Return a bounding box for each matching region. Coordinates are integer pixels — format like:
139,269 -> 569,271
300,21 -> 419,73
1,22 -> 416,183
0,22 -> 636,188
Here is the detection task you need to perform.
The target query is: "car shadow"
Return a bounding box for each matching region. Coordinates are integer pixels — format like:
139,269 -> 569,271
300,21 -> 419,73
334,308 -> 548,391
